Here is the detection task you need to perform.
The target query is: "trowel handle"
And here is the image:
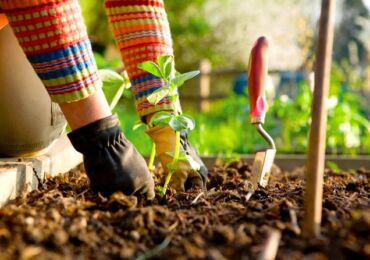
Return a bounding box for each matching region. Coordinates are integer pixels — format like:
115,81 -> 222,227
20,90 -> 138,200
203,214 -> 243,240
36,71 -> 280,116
248,36 -> 269,124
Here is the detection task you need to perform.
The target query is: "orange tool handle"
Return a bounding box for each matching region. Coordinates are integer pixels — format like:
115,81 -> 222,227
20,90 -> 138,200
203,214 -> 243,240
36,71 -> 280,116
248,36 -> 269,124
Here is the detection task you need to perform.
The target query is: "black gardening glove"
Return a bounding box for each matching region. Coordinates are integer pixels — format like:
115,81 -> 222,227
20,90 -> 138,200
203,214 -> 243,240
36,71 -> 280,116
68,114 -> 155,199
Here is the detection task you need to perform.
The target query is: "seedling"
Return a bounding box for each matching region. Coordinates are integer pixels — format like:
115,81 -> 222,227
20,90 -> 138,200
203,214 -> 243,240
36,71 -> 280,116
138,55 -> 201,196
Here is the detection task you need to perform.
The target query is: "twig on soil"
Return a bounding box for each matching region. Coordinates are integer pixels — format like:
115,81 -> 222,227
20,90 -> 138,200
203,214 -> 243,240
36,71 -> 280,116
285,200 -> 301,235
168,221 -> 178,232
77,190 -> 88,202
209,248 -> 228,260
258,229 -> 281,260
245,191 -> 254,202
289,208 -> 301,236
191,192 -> 204,205
135,237 -> 171,260
344,192 -> 359,208
97,192 -> 108,202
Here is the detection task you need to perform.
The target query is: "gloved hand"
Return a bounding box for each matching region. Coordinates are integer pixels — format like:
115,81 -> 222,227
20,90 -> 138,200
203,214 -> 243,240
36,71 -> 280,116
146,125 -> 208,191
68,114 -> 155,199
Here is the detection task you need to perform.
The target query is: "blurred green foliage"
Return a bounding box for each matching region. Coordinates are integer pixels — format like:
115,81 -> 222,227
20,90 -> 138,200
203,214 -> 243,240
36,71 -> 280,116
80,0 -> 114,50
187,75 -> 369,156
94,52 -> 121,69
163,0 -> 223,70
108,78 -> 369,156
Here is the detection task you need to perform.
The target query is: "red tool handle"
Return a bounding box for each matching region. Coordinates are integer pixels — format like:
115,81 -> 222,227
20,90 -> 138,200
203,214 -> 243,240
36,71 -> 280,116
248,36 -> 269,124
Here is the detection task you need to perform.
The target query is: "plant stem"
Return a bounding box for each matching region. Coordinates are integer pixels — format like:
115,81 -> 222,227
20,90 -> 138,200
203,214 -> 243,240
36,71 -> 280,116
136,237 -> 171,260
160,129 -> 181,197
172,94 -> 180,163
148,143 -> 156,171
173,131 -> 181,163
160,95 -> 181,197
161,170 -> 174,197
109,82 -> 129,110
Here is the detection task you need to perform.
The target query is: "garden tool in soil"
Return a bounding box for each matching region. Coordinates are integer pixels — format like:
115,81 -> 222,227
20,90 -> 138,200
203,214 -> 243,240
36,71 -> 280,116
146,125 -> 208,191
68,114 -> 155,199
248,36 -> 276,189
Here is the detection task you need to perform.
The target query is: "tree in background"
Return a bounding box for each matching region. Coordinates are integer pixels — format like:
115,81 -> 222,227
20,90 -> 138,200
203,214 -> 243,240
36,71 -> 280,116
334,0 -> 370,70
80,0 -> 114,53
330,0 -> 370,108
164,0 -> 222,71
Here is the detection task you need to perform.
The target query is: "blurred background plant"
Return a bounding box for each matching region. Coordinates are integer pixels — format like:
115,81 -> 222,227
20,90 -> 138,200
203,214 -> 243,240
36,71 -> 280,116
82,0 -> 370,156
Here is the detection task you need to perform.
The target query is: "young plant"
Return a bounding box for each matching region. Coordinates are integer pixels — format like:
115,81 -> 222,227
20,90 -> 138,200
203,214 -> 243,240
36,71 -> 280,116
138,55 -> 201,196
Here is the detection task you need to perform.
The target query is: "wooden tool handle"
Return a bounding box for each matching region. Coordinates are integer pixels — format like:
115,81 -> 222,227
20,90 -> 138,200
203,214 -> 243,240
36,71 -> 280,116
248,36 -> 269,124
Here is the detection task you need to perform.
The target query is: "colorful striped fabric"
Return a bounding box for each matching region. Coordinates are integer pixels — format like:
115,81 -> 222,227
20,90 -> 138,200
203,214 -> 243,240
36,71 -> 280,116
105,0 -> 175,118
0,0 -> 101,103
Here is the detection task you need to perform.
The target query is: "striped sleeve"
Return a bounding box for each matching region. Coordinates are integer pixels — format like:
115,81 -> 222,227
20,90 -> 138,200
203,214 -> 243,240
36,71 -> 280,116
0,0 -> 101,103
105,0 -> 175,118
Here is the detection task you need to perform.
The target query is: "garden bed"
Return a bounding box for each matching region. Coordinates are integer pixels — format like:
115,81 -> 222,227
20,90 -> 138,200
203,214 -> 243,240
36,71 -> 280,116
0,162 -> 368,259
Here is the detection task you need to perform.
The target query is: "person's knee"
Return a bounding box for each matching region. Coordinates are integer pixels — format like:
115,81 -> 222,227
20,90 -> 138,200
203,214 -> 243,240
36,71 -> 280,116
0,24 -> 66,157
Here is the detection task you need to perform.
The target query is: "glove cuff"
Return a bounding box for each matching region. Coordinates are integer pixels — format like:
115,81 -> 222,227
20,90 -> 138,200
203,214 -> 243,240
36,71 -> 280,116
68,114 -> 121,153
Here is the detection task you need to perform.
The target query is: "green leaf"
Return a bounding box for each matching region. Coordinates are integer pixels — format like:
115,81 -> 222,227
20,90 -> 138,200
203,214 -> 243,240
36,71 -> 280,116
172,70 -> 200,87
138,61 -> 162,78
157,55 -> 174,81
327,161 -> 342,172
132,120 -> 145,131
99,69 -> 124,85
109,83 -> 127,110
100,69 -> 131,109
168,115 -> 195,132
147,87 -> 170,105
150,111 -> 174,126
168,94 -> 178,102
177,114 -> 195,130
120,70 -> 131,89
169,117 -> 186,132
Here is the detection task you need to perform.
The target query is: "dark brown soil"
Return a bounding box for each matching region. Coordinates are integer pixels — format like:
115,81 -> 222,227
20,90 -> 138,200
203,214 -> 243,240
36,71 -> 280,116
0,162 -> 369,260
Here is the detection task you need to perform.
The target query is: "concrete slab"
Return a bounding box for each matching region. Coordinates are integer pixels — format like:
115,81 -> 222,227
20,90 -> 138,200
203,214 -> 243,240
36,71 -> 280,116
35,135 -> 83,179
0,135 -> 82,180
0,135 -> 82,207
0,162 -> 34,207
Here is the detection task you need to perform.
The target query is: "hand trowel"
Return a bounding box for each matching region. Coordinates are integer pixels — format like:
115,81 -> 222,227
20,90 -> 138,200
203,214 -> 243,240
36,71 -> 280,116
247,36 -> 276,189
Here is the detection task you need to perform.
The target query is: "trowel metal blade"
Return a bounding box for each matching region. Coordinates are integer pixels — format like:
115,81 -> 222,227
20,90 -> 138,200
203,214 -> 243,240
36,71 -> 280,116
251,148 -> 276,188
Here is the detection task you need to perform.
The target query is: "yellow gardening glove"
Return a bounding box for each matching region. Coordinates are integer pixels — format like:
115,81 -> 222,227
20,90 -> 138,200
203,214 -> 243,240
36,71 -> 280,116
146,125 -> 208,191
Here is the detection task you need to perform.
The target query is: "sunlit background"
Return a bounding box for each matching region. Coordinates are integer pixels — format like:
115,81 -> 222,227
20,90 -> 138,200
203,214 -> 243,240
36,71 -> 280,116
80,0 -> 370,156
